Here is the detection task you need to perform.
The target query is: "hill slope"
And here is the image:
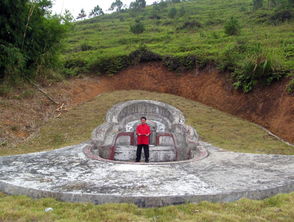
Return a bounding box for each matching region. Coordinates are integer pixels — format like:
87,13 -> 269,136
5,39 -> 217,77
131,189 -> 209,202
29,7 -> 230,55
63,0 -> 293,93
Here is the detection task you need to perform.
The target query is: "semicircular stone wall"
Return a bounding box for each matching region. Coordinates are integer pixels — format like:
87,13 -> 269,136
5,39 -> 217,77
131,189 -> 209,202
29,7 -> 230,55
91,100 -> 202,162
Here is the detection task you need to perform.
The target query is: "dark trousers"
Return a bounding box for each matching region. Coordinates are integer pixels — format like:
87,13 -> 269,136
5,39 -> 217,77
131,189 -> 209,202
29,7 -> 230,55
136,144 -> 149,162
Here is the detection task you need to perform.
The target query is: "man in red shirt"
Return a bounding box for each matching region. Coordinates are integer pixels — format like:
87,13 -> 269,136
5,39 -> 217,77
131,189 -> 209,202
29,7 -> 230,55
136,117 -> 151,162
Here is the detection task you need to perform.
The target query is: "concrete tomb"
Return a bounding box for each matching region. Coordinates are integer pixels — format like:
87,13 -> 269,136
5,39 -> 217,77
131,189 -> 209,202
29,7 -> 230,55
0,100 -> 293,207
89,100 -> 207,162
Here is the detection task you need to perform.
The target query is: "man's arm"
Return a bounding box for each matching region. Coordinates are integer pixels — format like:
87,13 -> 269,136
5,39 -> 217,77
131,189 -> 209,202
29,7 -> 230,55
136,125 -> 141,136
145,125 -> 151,136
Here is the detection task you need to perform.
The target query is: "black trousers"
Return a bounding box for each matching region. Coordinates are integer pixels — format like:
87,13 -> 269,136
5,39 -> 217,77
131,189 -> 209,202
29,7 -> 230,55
136,144 -> 149,162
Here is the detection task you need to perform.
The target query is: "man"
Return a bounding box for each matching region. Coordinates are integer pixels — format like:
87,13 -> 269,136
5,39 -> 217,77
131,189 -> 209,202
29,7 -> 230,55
136,116 -> 151,162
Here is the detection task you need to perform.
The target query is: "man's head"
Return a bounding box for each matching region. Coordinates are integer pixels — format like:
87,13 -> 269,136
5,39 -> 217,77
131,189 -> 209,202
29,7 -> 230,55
140,116 -> 147,124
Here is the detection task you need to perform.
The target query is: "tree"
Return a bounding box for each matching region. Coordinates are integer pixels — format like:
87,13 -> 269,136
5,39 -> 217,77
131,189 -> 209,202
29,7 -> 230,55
76,9 -> 86,20
130,20 -> 145,34
168,7 -> 177,18
89,5 -> 104,17
224,17 -> 241,35
0,0 -> 69,81
109,0 -> 123,12
253,0 -> 263,10
62,9 -> 74,23
129,0 -> 146,10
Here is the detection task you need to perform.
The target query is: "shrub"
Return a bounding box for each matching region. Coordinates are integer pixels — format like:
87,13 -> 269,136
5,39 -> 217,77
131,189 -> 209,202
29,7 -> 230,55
177,21 -> 202,31
168,8 -> 177,19
130,20 -> 145,34
90,55 -> 130,74
80,43 -> 94,51
178,7 -> 186,17
233,52 -> 284,93
129,46 -> 162,64
163,55 -> 197,72
286,78 -> 294,94
270,9 -> 293,24
224,17 -> 241,35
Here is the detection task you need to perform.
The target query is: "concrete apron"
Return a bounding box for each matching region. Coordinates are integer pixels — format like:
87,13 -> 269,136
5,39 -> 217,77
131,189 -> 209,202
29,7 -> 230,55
0,141 -> 294,207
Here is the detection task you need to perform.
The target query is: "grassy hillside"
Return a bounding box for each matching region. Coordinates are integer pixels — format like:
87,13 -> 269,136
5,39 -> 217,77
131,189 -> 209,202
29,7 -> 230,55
62,0 -> 294,92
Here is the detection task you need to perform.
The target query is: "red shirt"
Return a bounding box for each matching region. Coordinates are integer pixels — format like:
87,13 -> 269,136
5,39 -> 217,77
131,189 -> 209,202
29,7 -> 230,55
136,123 -> 151,145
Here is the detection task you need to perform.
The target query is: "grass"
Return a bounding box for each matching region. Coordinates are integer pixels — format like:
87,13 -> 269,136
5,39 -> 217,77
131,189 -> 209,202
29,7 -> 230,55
0,90 -> 293,221
0,192 -> 294,221
1,90 -> 292,156
63,0 -> 294,75
59,0 -> 294,93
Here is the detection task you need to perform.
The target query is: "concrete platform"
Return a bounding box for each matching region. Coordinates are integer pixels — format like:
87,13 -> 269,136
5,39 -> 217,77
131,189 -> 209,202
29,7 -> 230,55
0,141 -> 294,207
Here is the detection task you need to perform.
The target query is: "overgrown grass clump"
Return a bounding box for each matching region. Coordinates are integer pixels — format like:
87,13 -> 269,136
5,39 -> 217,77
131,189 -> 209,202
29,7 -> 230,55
62,0 -> 294,92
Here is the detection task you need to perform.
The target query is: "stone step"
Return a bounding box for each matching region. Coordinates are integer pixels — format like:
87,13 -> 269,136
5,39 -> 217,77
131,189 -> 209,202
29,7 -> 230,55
114,145 -> 176,162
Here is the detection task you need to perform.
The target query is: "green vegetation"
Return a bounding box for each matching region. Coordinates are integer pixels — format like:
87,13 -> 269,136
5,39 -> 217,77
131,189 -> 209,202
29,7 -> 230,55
0,90 -> 294,221
0,0 -> 71,86
0,192 -> 294,222
287,78 -> 294,93
1,90 -> 292,156
224,17 -> 241,35
62,0 -> 293,92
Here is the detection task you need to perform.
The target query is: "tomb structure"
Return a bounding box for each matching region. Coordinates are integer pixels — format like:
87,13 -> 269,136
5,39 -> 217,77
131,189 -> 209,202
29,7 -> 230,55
89,100 -> 207,162
0,100 -> 293,207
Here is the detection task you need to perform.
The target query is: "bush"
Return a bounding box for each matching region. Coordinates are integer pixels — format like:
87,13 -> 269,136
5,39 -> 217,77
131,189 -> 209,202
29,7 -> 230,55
163,55 -> 208,72
90,55 -> 130,74
177,21 -> 202,30
224,17 -> 241,35
129,46 -> 162,64
168,8 -> 177,19
80,43 -> 94,51
233,52 -> 284,93
270,9 -> 293,24
286,78 -> 294,94
130,20 -> 145,34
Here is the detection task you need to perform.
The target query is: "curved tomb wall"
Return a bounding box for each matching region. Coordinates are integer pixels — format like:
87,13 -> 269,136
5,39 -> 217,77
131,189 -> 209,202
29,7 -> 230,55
91,100 -> 199,162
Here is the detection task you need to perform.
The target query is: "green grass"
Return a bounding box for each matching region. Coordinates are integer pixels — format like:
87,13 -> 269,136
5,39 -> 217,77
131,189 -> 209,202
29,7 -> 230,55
1,192 -> 294,221
63,0 -> 294,75
1,90 -> 292,156
1,90 -> 293,221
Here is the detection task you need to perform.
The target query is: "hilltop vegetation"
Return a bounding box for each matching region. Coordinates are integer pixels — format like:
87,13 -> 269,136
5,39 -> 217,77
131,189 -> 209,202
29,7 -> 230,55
63,0 -> 294,92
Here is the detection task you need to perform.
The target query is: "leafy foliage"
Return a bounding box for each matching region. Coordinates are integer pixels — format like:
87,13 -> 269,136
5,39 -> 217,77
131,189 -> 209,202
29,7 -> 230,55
89,5 -> 104,18
286,78 -> 294,94
224,17 -> 241,35
168,8 -> 177,18
129,0 -> 147,10
109,0 -> 124,12
0,0 -> 69,83
253,0 -> 264,10
76,9 -> 87,20
130,20 -> 145,34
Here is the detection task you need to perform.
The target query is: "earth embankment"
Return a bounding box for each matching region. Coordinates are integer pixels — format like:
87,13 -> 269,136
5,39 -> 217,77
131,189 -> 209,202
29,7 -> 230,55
93,62 -> 293,143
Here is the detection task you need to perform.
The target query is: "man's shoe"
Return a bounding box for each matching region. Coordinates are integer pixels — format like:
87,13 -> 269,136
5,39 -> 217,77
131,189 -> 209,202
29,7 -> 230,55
145,160 -> 149,163
135,160 -> 140,162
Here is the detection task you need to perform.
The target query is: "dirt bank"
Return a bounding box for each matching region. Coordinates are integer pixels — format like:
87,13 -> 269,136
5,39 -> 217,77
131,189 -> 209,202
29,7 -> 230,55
95,62 -> 293,143
0,62 -> 293,145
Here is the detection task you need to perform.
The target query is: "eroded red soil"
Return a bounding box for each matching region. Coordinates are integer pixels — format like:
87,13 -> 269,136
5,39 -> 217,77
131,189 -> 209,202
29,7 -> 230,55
1,62 -> 293,145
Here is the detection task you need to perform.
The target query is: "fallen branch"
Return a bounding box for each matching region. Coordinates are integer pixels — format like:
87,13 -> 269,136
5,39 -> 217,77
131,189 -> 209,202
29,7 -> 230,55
26,78 -> 59,105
